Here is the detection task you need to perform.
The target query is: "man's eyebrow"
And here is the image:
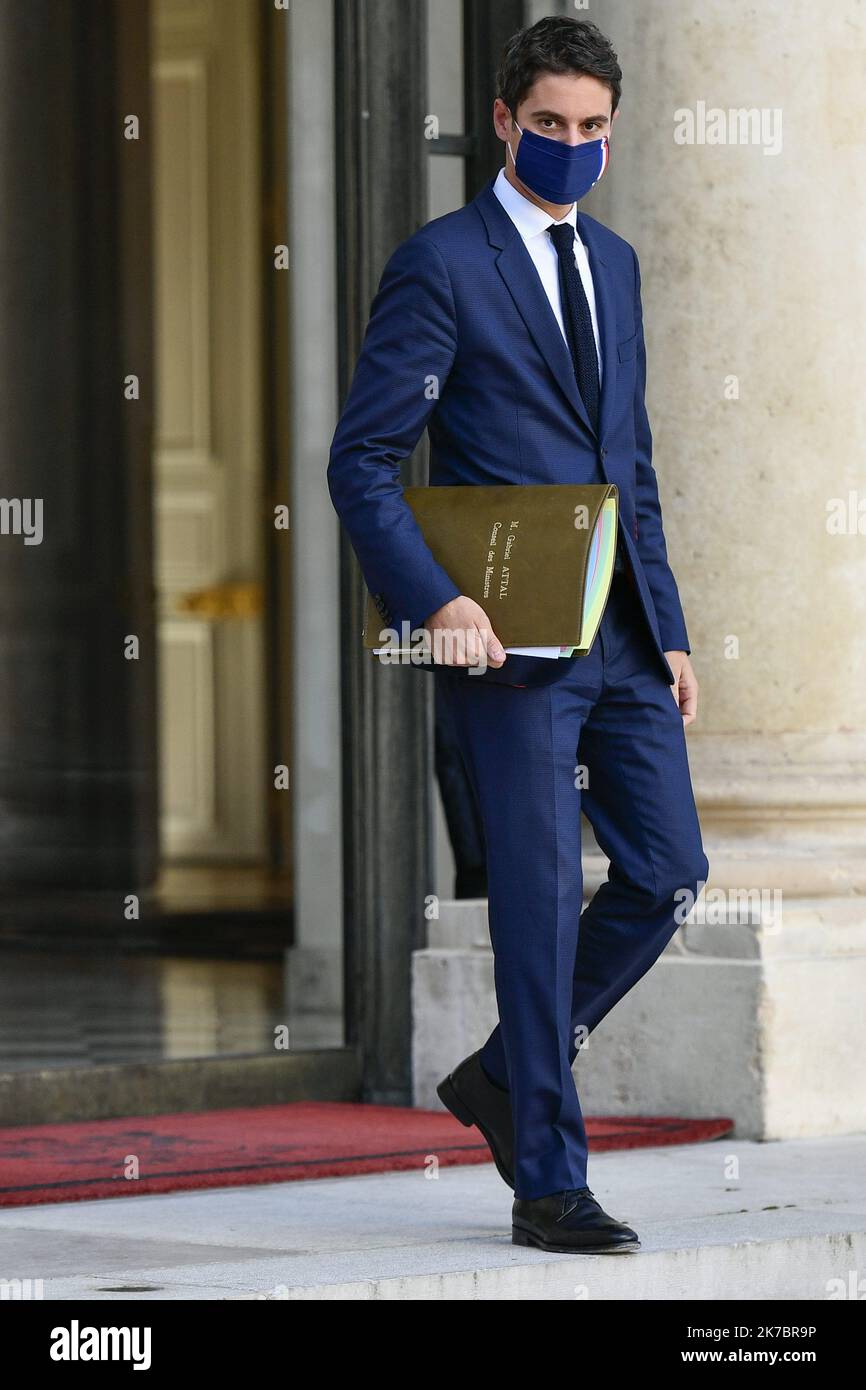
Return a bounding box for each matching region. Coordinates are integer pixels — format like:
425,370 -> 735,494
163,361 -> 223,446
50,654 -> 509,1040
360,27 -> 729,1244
529,108 -> 610,124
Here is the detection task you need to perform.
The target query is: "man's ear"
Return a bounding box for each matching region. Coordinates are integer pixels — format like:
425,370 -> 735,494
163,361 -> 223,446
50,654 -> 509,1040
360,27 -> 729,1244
492,96 -> 513,142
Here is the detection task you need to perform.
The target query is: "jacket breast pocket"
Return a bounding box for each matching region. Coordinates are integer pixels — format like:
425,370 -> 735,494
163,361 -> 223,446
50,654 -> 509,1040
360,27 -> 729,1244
617,331 -> 638,364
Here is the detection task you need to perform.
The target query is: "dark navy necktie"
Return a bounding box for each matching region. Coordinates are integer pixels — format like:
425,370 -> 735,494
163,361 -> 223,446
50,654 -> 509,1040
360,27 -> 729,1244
548,220 -> 600,436
548,220 -> 626,573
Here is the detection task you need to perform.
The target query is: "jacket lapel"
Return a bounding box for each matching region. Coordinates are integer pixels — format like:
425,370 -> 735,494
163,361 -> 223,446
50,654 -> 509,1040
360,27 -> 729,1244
577,211 -> 618,448
474,181 -> 619,448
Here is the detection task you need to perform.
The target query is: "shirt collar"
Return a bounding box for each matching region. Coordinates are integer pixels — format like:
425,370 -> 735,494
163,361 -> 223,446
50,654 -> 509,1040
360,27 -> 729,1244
492,167 -> 577,242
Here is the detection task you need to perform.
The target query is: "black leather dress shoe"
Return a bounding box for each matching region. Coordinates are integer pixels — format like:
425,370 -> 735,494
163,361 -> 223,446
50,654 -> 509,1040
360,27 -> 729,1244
436,1050 -> 514,1190
512,1187 -> 640,1254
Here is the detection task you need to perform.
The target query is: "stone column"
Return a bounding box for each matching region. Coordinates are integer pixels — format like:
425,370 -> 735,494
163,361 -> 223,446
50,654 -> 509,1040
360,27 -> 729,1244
336,0 -> 433,1104
0,0 -> 157,894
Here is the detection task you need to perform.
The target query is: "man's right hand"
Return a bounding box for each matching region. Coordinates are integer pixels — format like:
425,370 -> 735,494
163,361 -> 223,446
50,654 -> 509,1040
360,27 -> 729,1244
423,595 -> 506,668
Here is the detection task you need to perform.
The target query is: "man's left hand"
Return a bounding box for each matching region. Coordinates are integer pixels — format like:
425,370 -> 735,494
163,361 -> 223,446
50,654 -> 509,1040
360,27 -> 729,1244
665,650 -> 699,726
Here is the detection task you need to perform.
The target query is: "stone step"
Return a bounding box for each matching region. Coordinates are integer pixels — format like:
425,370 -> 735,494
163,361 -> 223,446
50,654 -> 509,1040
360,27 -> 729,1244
4,1135 -> 861,1301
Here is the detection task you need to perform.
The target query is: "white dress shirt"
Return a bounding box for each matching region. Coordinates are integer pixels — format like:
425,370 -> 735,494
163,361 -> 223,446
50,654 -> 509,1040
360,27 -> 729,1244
492,166 -> 602,382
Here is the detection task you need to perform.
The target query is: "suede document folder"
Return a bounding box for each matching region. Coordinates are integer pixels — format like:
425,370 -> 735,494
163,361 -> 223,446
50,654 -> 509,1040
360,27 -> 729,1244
363,482 -> 619,659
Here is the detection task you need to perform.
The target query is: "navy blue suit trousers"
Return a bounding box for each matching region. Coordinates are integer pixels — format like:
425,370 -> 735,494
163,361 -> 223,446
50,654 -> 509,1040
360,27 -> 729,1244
437,568 -> 708,1200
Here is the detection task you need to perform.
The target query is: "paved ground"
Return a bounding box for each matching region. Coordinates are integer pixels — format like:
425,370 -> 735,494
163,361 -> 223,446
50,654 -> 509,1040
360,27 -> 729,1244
1,1134 -> 864,1300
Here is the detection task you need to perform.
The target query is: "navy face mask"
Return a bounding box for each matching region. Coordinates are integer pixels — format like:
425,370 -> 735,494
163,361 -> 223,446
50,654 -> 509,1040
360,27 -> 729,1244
508,118 -> 609,205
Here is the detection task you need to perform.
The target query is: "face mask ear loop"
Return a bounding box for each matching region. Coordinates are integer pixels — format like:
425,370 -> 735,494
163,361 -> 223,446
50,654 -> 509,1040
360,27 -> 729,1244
506,113 -> 522,167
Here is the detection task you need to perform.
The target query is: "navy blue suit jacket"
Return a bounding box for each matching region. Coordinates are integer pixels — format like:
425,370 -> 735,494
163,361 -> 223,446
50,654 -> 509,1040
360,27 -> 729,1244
328,177 -> 690,687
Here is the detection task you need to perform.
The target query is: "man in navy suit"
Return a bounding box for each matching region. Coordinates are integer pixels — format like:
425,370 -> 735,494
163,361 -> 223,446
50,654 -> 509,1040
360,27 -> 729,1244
328,16 -> 708,1254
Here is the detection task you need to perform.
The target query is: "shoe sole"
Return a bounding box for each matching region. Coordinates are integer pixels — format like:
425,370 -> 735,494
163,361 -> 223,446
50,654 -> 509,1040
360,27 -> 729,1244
512,1223 -> 641,1255
436,1073 -> 515,1191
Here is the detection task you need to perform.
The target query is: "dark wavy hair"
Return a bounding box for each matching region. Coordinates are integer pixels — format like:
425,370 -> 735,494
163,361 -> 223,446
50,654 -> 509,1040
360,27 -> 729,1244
496,15 -> 622,117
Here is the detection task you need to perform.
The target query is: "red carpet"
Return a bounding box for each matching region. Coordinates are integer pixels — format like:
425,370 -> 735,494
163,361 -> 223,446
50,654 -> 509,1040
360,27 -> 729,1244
0,1104 -> 734,1207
